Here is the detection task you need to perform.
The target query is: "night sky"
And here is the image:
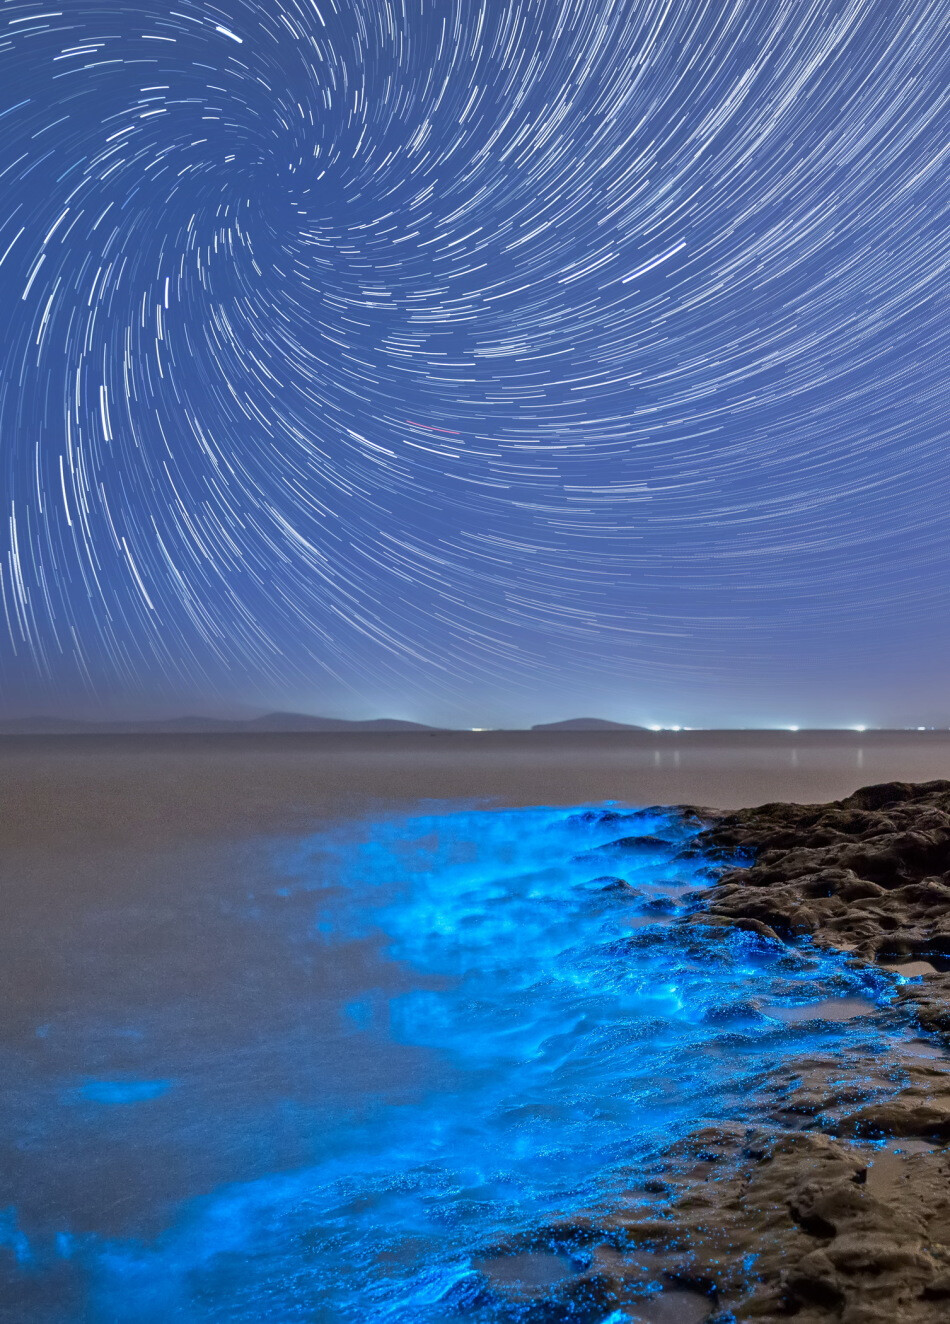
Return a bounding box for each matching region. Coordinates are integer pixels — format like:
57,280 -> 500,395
0,0 -> 948,727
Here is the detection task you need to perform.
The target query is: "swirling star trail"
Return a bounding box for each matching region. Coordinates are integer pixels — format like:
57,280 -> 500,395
0,0 -> 947,723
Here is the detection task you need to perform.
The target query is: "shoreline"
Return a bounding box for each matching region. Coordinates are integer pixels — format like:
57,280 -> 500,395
512,781 -> 950,1322
4,755 -> 950,1317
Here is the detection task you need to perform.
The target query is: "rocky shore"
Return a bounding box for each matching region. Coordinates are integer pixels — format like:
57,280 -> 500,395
483,781 -> 950,1323
660,779 -> 950,1322
658,780 -> 950,1321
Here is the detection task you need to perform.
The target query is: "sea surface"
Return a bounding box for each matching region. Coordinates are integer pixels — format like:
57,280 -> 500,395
2,729 -> 950,850
0,791 -> 923,1322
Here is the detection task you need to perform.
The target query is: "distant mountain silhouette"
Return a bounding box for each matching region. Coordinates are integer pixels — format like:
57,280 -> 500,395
0,716 -> 906,736
244,712 -> 442,732
0,712 -> 443,735
530,717 -> 648,731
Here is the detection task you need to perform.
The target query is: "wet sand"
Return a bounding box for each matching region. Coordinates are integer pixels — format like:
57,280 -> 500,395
2,729 -> 950,850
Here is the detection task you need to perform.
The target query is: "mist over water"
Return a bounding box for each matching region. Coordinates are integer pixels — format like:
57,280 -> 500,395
0,803 -> 913,1321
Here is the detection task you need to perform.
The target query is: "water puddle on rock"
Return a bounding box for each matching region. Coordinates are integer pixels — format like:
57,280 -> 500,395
476,1246 -> 712,1322
476,1249 -> 579,1294
0,804 -> 921,1321
764,996 -> 877,1023
863,1138 -> 937,1196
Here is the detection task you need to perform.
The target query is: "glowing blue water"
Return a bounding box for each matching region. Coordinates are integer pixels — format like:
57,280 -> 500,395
3,805 -> 905,1321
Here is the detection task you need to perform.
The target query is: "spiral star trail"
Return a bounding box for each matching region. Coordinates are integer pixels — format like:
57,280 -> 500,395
0,0 -> 948,723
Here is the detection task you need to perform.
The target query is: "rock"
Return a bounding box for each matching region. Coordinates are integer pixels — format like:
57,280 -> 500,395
837,1102 -> 950,1140
558,783 -> 950,1322
784,1247 -> 844,1308
592,1129 -> 950,1322
689,779 -> 950,1039
597,834 -> 675,853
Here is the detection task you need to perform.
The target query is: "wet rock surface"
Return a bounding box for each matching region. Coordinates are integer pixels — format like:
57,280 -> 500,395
651,780 -> 950,1321
621,1126 -> 950,1323
690,779 -> 950,966
688,779 -> 950,1063
489,782 -> 950,1322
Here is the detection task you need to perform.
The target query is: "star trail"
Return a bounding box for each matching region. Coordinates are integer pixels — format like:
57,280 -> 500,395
0,0 -> 948,723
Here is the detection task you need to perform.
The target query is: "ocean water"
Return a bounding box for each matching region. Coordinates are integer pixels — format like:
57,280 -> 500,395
0,803 -> 911,1321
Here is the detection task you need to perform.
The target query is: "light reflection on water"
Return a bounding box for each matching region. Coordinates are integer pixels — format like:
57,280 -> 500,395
1,804 -> 908,1321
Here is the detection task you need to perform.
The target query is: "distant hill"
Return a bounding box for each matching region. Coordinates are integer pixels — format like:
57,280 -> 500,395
0,712 -> 443,735
244,712 -> 441,733
530,717 -> 648,732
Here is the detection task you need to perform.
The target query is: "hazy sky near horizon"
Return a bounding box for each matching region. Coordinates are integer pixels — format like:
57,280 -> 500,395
0,0 -> 948,729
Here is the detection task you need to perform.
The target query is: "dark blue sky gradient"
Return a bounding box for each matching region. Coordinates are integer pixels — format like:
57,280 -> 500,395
0,0 -> 948,726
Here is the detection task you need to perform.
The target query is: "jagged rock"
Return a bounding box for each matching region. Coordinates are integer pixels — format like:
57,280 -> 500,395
564,782 -> 950,1321
838,1102 -> 950,1140
606,1130 -> 950,1322
687,780 -> 950,980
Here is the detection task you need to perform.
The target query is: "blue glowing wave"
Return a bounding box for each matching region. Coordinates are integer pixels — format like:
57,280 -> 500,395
7,805 -> 905,1321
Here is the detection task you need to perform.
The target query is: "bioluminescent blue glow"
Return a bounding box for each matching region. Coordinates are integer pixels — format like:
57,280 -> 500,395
71,1080 -> 172,1106
0,806 -> 915,1321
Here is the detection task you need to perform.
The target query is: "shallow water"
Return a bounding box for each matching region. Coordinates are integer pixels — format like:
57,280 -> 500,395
0,803 -> 916,1321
